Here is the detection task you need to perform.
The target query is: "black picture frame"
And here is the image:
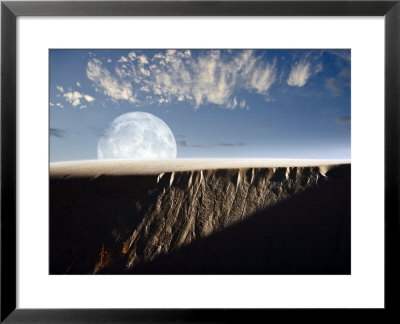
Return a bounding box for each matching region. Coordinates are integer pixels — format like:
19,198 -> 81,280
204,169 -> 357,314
1,0 -> 399,322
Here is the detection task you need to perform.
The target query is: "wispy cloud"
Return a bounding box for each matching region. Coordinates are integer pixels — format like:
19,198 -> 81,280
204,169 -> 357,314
85,50 -> 277,109
118,56 -> 128,63
338,67 -> 350,79
56,85 -> 64,93
50,128 -> 67,138
63,91 -> 83,106
215,142 -> 245,147
325,65 -> 350,96
326,49 -> 351,62
335,116 -> 351,123
89,126 -> 105,138
84,94 -> 95,102
239,99 -> 249,110
314,63 -> 323,74
63,90 -> 95,108
325,78 -> 343,96
86,58 -> 136,103
179,141 -> 246,149
287,60 -> 311,87
335,116 -> 351,132
190,144 -> 209,149
177,140 -> 188,147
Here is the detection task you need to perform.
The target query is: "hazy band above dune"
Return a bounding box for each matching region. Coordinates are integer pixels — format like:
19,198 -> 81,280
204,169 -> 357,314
50,158 -> 350,177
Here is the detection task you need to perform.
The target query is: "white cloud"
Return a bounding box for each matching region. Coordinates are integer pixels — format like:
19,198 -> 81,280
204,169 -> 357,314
315,63 -> 323,74
287,60 -> 311,87
118,56 -> 128,63
326,50 -> 351,62
226,97 -> 238,110
152,49 -> 275,108
115,66 -> 131,79
140,67 -> 150,76
56,85 -> 64,93
249,62 -> 276,93
140,85 -> 150,92
239,99 -> 249,110
138,55 -> 149,65
64,90 -> 95,106
64,91 -> 83,106
128,51 -> 136,60
264,97 -> 276,103
85,50 -> 277,109
76,82 -> 81,87
84,94 -> 95,102
86,59 -> 136,102
55,102 -> 64,108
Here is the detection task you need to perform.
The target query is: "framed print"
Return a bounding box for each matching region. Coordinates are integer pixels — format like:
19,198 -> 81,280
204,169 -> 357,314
1,0 -> 399,322
49,48 -> 352,276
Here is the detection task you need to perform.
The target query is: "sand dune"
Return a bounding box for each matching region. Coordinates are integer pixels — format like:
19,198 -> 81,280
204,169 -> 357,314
50,159 -> 350,274
126,165 -> 351,275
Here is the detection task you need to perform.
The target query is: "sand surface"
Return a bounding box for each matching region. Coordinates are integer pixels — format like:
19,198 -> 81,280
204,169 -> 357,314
50,163 -> 351,274
50,158 -> 350,177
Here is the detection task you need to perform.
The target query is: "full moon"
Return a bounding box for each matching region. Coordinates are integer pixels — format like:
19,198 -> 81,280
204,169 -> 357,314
97,112 -> 177,160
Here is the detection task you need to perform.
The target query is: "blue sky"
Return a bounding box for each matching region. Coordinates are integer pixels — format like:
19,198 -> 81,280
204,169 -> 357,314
50,49 -> 350,162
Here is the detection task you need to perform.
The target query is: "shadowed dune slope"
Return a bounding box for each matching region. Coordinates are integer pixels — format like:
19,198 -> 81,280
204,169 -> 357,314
120,165 -> 350,274
50,161 -> 350,274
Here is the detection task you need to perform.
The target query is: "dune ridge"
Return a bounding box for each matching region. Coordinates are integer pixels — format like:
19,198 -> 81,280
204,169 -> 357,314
50,158 -> 349,177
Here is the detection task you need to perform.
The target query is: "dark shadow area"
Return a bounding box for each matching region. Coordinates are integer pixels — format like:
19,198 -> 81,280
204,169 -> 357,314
50,174 -> 158,274
111,165 -> 351,275
50,164 -> 350,275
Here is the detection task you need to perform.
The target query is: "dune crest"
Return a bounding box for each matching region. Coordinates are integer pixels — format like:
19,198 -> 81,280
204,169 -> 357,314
50,158 -> 349,177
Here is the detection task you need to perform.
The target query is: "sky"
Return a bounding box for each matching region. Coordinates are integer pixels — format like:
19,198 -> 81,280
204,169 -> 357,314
49,49 -> 351,162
